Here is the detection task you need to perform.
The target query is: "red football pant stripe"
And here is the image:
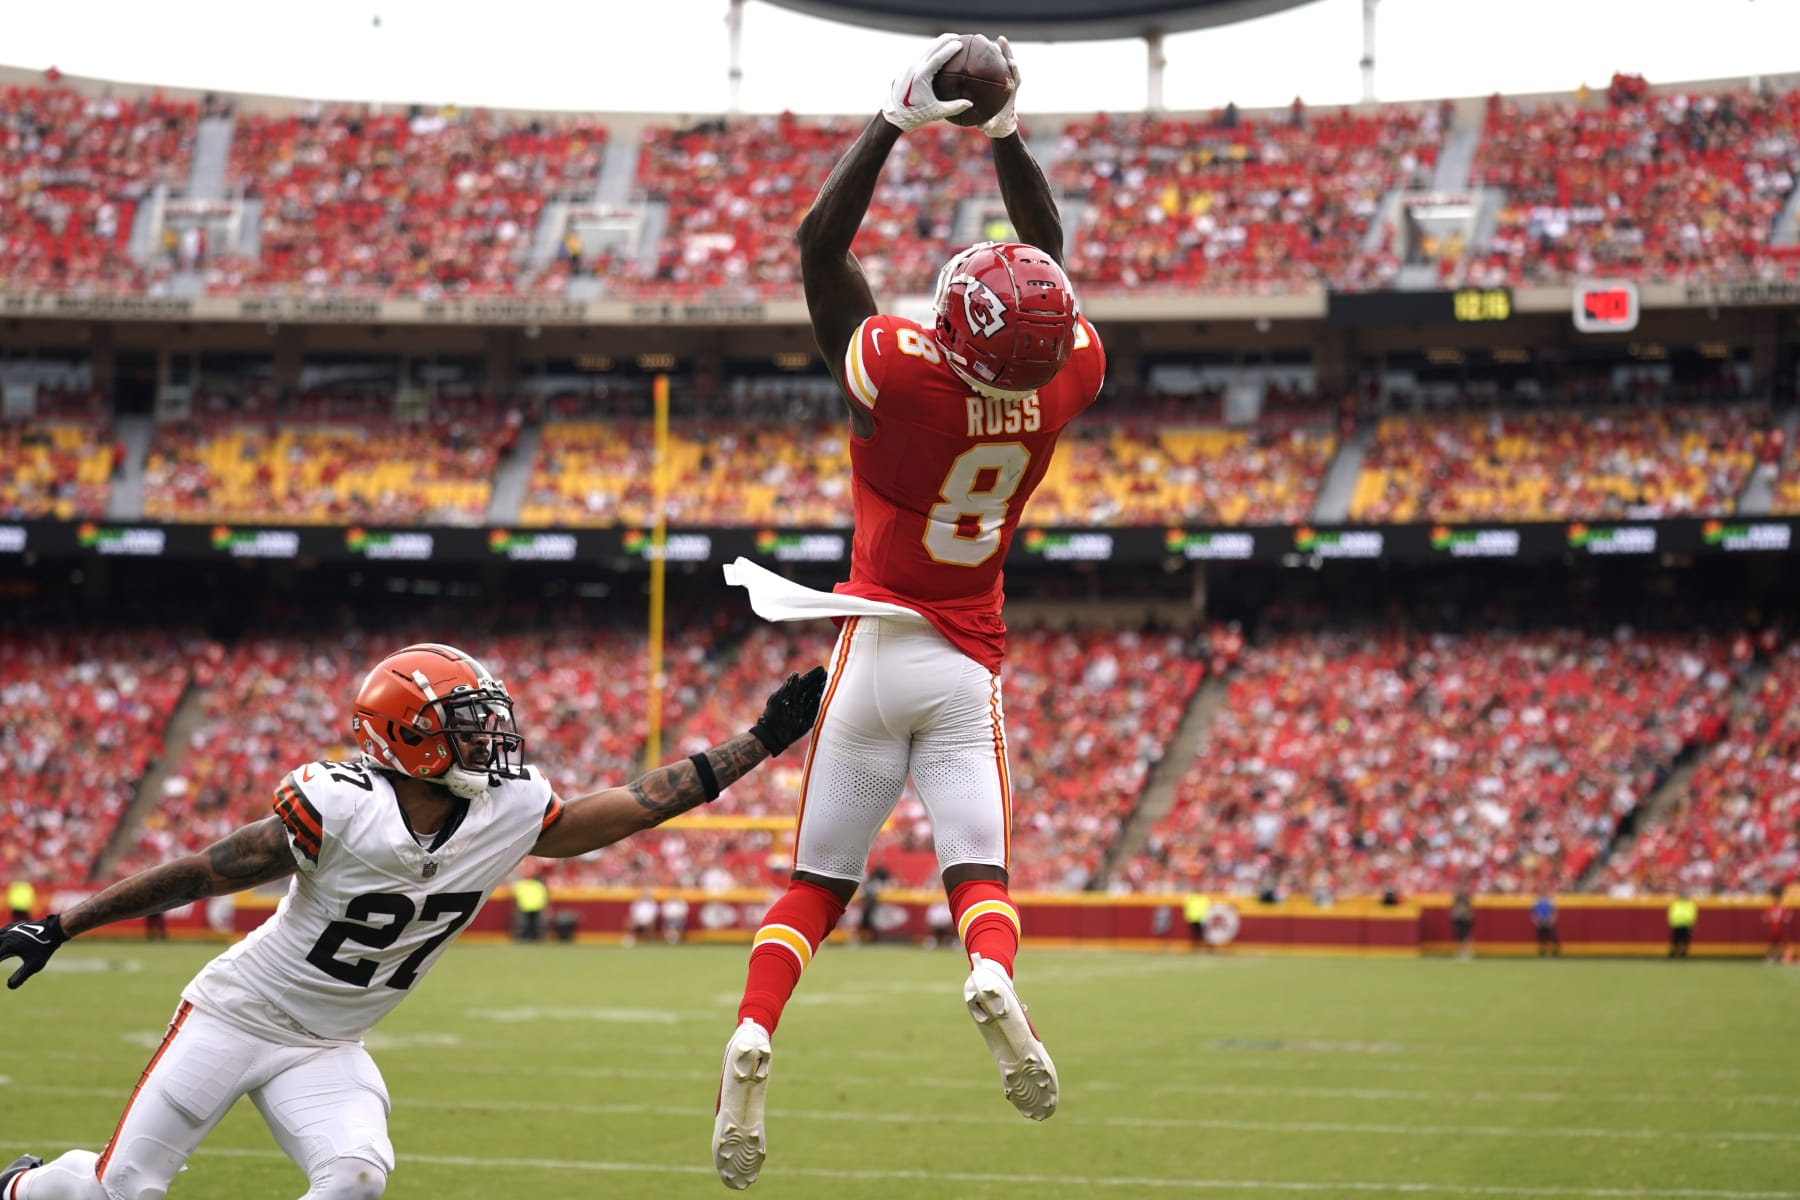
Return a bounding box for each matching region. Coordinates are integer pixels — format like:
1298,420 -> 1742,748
95,1000 -> 193,1180
790,618 -> 858,871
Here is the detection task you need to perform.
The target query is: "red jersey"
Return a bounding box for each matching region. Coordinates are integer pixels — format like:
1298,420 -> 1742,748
835,312 -> 1106,671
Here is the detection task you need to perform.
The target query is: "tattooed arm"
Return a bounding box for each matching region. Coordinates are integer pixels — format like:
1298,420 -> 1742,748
530,667 -> 827,859
530,733 -> 771,858
60,818 -> 297,937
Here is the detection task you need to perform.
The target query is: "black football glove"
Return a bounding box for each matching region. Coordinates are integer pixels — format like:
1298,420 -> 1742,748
750,666 -> 829,756
1,912 -> 68,990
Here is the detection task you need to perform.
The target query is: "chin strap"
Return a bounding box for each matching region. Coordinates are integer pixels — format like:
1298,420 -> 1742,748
442,768 -> 493,802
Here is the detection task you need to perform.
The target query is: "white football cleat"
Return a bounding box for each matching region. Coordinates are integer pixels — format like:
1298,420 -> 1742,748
712,1018 -> 773,1190
964,955 -> 1059,1120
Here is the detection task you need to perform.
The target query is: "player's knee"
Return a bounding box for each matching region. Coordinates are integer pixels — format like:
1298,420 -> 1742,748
100,1138 -> 187,1200
305,1154 -> 388,1200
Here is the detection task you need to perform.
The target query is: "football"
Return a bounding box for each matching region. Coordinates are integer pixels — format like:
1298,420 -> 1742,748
935,34 -> 1014,128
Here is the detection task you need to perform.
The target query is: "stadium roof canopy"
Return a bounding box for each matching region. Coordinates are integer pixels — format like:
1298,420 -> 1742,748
758,0 -> 1319,42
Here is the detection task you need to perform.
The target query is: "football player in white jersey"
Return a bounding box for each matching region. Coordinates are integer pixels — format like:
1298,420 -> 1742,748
0,642 -> 826,1200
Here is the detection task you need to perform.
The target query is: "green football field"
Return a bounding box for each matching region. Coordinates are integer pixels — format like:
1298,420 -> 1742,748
2,941 -> 1796,1199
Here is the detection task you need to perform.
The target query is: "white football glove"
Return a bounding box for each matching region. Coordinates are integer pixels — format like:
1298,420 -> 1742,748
881,32 -> 975,133
979,36 -> 1021,139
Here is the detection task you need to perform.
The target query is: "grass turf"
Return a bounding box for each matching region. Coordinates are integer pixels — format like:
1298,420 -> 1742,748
2,940 -> 1796,1198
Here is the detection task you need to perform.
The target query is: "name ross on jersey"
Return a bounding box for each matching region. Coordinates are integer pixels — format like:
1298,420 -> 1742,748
966,393 -> 1042,437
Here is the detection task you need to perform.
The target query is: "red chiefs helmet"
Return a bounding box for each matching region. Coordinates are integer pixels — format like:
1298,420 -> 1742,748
932,241 -> 1079,398
351,643 -> 526,800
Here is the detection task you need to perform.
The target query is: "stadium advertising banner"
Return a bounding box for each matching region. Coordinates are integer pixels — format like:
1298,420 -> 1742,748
9,517 -> 1800,567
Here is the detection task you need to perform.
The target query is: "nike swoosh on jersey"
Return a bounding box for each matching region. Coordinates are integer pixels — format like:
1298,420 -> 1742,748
872,329 -> 885,356
301,765 -> 317,782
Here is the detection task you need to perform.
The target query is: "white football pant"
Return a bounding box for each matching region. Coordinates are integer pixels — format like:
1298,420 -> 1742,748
794,615 -> 1011,882
16,1001 -> 394,1200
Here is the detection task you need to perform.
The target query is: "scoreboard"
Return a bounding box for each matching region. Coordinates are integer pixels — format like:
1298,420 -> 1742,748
1327,288 -> 1513,326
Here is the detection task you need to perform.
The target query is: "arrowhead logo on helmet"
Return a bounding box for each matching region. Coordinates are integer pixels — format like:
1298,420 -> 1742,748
933,242 -> 1078,400
956,274 -> 1010,339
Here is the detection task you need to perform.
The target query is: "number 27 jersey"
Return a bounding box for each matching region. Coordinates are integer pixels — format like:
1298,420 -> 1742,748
836,313 -> 1106,671
182,759 -> 559,1043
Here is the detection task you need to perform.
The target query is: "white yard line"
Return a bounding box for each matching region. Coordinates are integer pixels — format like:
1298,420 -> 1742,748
21,1089 -> 1797,1144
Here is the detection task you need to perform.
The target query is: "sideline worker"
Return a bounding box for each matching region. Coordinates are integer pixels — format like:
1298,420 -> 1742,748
1668,895 -> 1698,959
7,878 -> 35,922
1184,892 -> 1211,951
514,873 -> 550,942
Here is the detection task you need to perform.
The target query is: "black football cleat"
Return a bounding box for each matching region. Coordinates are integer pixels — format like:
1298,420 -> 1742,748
0,1155 -> 42,1197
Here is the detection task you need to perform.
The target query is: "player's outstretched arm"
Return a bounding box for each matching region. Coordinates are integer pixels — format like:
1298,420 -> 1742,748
531,666 -> 827,858
797,113 -> 894,385
0,817 -> 296,989
802,34 -> 971,431
981,38 -> 1064,266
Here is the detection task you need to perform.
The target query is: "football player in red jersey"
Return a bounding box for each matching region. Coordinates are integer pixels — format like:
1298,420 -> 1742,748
713,33 -> 1105,1190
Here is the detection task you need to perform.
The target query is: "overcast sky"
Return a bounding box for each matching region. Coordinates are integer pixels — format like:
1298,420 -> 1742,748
3,0 -> 1797,115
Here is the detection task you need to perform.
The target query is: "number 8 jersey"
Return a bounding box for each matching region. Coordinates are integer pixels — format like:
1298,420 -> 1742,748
183,759 -> 559,1044
836,313 -> 1106,671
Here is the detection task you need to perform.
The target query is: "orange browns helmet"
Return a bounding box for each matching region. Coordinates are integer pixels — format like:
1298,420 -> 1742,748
351,643 -> 527,801
932,241 -> 1078,400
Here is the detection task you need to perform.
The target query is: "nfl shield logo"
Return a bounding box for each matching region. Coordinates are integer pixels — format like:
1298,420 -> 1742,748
422,859 -> 439,880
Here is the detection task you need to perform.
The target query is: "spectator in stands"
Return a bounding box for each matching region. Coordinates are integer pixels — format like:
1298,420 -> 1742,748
1667,894 -> 1698,958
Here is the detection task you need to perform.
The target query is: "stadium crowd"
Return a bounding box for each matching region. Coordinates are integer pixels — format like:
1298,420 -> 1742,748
0,632 -> 206,884
8,394 -> 1778,529
0,413 -> 118,520
1603,642 -> 1800,898
203,105 -> 609,298
1054,105 -> 1440,292
520,418 -> 853,528
1773,436 -> 1800,515
85,620 -> 1203,895
13,75 -> 1800,297
9,612 -> 1788,904
0,84 -> 196,293
1464,82 -> 1800,287
141,410 -> 503,525
1121,626 -> 1737,898
113,622 -> 724,877
538,624 -> 1208,892
521,412 -> 1335,529
1349,405 -> 1766,523
1030,421 -> 1335,526
628,114 -> 989,297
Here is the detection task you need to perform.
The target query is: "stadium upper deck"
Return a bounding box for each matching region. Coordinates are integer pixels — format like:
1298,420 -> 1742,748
5,66 -> 1800,301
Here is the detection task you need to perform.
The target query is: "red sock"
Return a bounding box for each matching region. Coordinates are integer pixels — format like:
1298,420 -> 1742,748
737,880 -> 846,1036
949,880 -> 1021,976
